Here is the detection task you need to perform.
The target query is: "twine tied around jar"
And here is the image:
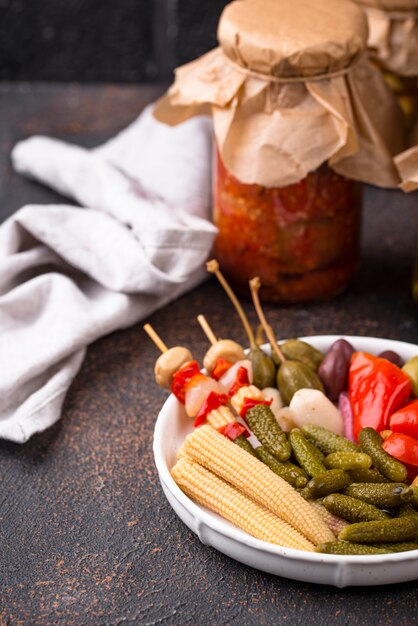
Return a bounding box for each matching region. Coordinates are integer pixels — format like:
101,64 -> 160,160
222,52 -> 366,83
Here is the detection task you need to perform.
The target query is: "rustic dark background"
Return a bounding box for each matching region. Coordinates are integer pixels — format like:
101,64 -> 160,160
0,0 -> 230,82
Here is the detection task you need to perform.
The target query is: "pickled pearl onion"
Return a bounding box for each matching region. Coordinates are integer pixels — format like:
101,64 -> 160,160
185,377 -> 222,418
289,388 -> 344,435
218,360 -> 253,393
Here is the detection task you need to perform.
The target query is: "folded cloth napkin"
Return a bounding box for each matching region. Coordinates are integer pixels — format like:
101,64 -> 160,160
0,105 -> 216,443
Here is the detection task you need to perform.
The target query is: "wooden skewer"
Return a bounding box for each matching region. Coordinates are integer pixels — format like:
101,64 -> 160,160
249,278 -> 286,365
206,259 -> 257,350
197,315 -> 218,346
143,323 -> 168,353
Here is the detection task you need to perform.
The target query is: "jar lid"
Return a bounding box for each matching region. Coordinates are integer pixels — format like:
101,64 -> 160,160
357,0 -> 418,11
217,0 -> 368,78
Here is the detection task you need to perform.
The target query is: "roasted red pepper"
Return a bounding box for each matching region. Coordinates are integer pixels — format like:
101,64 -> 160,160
211,357 -> 233,380
171,360 -> 201,404
389,399 -> 418,439
229,366 -> 250,397
240,397 -> 273,419
193,391 -> 229,427
218,422 -> 250,441
382,432 -> 418,467
349,352 -> 412,441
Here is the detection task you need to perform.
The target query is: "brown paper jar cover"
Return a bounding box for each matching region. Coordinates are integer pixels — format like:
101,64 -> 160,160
353,0 -> 418,190
155,0 -> 403,189
355,0 -> 418,76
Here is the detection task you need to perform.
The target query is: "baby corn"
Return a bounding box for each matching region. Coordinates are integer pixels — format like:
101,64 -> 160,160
181,425 -> 335,545
230,385 -> 265,414
172,456 -> 314,551
207,405 -> 236,430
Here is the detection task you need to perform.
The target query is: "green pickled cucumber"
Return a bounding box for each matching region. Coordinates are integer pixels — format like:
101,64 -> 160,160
358,428 -> 408,483
245,404 -> 291,462
370,542 -> 418,553
280,339 -> 324,371
324,452 -> 372,471
289,429 -> 327,478
310,444 -> 325,462
402,356 -> 418,398
322,493 -> 390,523
301,469 -> 351,499
411,487 -> 418,511
397,503 -> 418,518
339,516 -> 418,543
248,347 -> 276,389
302,424 -> 357,454
277,360 -> 325,406
316,541 -> 388,555
344,483 -> 413,509
347,468 -> 391,484
234,435 -> 257,457
255,446 -> 308,489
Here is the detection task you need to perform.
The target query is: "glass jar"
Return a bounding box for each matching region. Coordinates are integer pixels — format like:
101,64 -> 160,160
213,149 -> 363,303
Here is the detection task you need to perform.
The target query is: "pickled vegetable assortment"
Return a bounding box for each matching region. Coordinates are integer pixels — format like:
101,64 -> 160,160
145,264 -> 418,556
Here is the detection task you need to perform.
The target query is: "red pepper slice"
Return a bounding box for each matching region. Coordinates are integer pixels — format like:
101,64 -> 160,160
218,422 -> 250,441
171,360 -> 201,404
382,432 -> 418,467
211,357 -> 233,380
193,391 -> 229,427
389,399 -> 418,439
229,366 -> 250,397
349,352 -> 412,441
240,397 -> 273,419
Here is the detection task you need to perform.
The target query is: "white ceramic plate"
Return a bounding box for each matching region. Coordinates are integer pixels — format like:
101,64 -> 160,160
153,336 -> 418,587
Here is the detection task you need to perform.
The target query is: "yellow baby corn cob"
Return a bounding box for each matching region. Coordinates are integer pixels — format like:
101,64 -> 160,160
172,456 -> 314,551
181,425 -> 335,545
309,501 -> 349,538
230,385 -> 264,414
206,405 -> 236,430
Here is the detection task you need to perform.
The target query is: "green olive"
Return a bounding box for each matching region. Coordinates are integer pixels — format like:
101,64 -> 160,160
280,339 -> 324,371
249,347 -> 276,389
277,360 -> 325,406
402,356 -> 418,398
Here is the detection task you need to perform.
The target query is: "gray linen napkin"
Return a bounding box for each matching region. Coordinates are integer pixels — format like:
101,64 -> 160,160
0,106 -> 216,443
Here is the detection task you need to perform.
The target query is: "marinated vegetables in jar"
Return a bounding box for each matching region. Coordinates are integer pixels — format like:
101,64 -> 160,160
213,151 -> 362,303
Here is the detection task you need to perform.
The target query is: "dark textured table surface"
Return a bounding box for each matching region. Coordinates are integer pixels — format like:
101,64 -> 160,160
0,82 -> 418,626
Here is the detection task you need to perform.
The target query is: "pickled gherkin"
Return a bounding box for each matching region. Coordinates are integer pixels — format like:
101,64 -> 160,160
255,446 -> 308,489
411,487 -> 418,511
316,541 -> 388,555
344,483 -> 413,509
289,429 -> 327,478
234,434 -> 257,457
324,452 -> 372,471
322,493 -> 390,523
347,468 -> 390,484
358,428 -> 408,483
245,404 -> 291,462
369,542 -> 418,553
302,424 -> 357,455
301,469 -> 351,499
397,503 -> 418,518
277,360 -> 325,406
339,516 -> 418,543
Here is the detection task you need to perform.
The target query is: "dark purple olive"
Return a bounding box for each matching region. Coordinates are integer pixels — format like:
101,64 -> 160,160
378,350 -> 403,368
318,339 -> 355,402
